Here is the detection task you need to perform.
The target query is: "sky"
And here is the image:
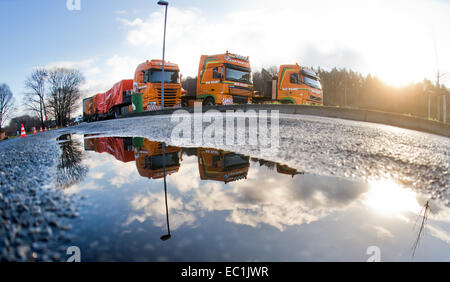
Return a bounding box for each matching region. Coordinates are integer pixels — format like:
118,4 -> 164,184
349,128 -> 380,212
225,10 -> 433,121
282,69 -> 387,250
1,0 -> 450,117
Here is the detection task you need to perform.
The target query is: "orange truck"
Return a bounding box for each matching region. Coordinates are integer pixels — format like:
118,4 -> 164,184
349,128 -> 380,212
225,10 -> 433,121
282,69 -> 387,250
253,64 -> 323,105
132,59 -> 183,112
182,51 -> 253,106
83,59 -> 183,122
197,148 -> 249,183
132,137 -> 182,179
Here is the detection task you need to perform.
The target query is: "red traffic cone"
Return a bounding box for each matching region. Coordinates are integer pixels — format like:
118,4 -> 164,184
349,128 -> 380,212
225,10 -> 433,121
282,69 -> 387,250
33,127 -> 37,134
45,127 -> 47,132
56,125 -> 58,129
20,124 -> 27,138
39,126 -> 43,132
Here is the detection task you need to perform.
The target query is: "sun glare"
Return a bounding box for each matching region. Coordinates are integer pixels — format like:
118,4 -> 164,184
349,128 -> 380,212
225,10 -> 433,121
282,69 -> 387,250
364,179 -> 422,217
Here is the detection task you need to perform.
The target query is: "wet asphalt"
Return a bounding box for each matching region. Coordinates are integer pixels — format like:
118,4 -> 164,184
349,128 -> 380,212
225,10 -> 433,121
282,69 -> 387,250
0,113 -> 449,261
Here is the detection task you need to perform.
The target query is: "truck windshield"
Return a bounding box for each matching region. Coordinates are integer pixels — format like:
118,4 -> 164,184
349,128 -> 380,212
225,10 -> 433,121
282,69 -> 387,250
223,153 -> 249,169
149,70 -> 179,84
225,67 -> 252,84
145,152 -> 180,170
303,75 -> 322,90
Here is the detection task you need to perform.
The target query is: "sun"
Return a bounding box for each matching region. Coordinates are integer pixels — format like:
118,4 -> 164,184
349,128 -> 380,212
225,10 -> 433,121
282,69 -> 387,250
363,179 -> 422,217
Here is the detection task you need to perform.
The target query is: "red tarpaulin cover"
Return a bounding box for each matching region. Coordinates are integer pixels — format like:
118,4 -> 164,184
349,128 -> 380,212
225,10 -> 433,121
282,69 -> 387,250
94,137 -> 135,163
104,79 -> 133,114
94,92 -> 106,114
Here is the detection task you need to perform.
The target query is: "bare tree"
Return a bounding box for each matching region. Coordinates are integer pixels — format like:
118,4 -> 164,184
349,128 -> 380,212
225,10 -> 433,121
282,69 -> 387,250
24,68 -> 48,128
47,68 -> 84,127
56,134 -> 87,189
0,83 -> 15,131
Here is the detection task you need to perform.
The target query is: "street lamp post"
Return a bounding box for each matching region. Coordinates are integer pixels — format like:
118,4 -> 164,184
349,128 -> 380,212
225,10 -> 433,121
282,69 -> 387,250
158,0 -> 168,110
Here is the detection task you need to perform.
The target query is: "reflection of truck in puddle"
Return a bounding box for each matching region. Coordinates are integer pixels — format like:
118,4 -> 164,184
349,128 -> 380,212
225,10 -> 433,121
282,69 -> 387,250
197,148 -> 250,183
132,137 -> 182,179
276,163 -> 304,178
84,136 -> 135,163
84,136 -> 182,179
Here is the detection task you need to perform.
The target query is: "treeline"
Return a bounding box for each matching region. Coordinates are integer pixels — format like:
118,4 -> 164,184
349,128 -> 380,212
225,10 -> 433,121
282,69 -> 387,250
316,67 -> 449,120
252,66 -> 449,121
0,67 -> 85,136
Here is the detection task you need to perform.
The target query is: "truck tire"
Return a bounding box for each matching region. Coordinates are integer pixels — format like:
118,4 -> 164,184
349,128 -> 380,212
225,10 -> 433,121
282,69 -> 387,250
281,99 -> 295,105
203,96 -> 215,106
114,108 -> 121,119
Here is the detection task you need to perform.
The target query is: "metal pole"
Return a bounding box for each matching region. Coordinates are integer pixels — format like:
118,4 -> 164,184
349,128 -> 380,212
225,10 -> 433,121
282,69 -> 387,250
161,5 -> 168,110
428,94 -> 431,120
444,95 -> 447,124
162,142 -> 171,240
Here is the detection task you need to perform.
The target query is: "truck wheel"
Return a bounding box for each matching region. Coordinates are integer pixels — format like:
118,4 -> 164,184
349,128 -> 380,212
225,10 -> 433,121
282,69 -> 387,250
281,100 -> 294,105
114,108 -> 121,119
203,97 -> 215,106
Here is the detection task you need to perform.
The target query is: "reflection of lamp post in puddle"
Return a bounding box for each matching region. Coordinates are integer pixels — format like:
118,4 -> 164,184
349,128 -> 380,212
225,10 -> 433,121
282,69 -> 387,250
160,142 -> 171,241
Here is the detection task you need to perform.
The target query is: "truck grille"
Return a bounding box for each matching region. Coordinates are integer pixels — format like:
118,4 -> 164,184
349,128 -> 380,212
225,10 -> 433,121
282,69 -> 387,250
156,87 -> 179,107
229,86 -> 252,96
309,95 -> 322,103
232,95 -> 248,104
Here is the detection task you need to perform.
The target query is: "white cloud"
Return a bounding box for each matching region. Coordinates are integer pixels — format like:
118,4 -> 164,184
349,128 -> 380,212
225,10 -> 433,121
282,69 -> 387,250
30,0 -> 450,119
116,0 -> 450,86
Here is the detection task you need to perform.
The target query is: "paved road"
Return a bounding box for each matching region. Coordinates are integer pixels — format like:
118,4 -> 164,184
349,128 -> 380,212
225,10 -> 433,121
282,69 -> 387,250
0,113 -> 449,261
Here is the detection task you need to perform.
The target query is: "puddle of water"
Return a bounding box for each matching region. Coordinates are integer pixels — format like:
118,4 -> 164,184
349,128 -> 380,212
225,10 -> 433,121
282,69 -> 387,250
56,134 -> 450,261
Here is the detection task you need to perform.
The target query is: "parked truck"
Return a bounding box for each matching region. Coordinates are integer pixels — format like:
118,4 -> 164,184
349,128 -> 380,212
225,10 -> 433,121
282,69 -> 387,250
83,79 -> 134,122
132,59 -> 183,112
83,59 -> 183,122
253,63 -> 323,105
182,51 -> 253,106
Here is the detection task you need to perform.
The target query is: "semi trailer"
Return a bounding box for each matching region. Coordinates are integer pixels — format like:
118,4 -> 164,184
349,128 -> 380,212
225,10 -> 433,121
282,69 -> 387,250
83,79 -> 133,122
83,59 -> 183,122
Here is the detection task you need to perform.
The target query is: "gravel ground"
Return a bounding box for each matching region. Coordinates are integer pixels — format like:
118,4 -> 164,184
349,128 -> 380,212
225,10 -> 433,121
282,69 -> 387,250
0,130 -> 80,261
0,113 -> 449,261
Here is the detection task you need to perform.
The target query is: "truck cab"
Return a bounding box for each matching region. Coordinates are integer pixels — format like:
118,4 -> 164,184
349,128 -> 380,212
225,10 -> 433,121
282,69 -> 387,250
195,51 -> 253,106
133,60 -> 183,111
256,64 -> 323,105
132,138 -> 182,179
197,148 -> 249,183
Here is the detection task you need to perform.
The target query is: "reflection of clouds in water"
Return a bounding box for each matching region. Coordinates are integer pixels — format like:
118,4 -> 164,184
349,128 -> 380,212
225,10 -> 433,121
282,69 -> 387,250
167,156 -> 200,193
86,151 -> 140,188
65,180 -> 102,195
109,163 -> 140,188
221,168 -> 368,230
126,191 -> 197,230
427,225 -> 450,244
128,162 -> 369,231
